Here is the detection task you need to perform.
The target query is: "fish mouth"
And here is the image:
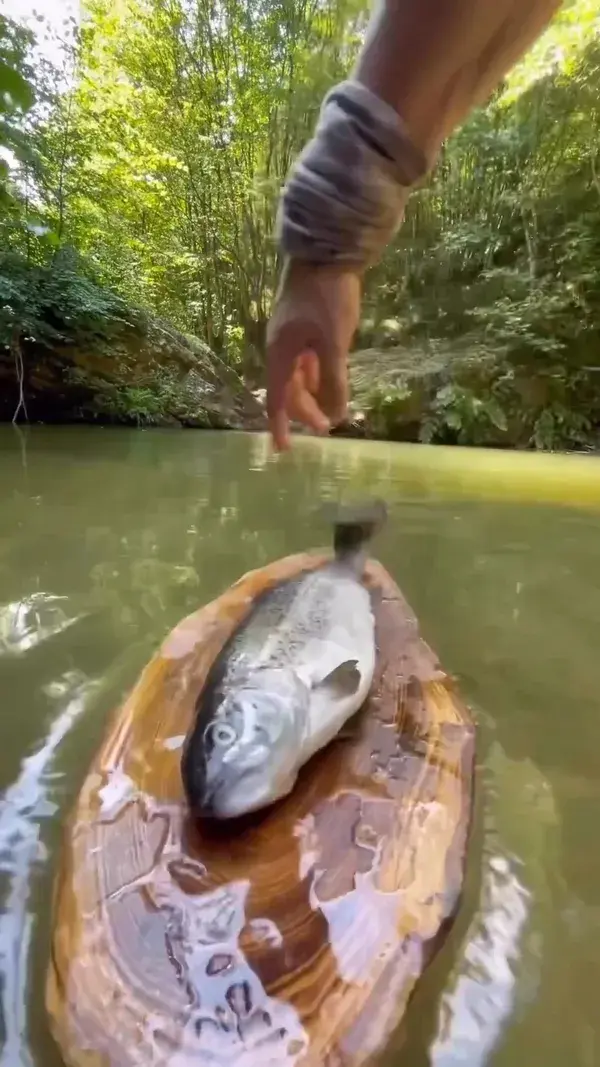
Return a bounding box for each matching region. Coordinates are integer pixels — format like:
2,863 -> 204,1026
203,770 -> 280,820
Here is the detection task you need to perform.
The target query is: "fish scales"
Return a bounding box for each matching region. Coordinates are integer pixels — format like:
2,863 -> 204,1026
221,569 -> 355,684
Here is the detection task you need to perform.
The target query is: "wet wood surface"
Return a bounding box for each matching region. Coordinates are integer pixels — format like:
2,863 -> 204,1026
46,553 -> 476,1067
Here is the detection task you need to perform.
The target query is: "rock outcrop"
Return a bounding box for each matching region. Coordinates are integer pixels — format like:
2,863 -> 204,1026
0,318 -> 266,429
0,253 -> 266,430
337,342 -> 512,446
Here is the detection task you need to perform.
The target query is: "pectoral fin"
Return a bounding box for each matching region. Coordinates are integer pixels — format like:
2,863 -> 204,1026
313,659 -> 362,699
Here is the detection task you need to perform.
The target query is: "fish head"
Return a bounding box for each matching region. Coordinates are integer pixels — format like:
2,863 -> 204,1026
189,667 -> 309,819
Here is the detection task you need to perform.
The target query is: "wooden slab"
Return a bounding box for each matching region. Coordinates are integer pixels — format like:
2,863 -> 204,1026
46,553 -> 475,1067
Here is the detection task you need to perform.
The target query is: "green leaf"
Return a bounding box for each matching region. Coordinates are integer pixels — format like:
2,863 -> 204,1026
485,398 -> 508,432
0,61 -> 35,113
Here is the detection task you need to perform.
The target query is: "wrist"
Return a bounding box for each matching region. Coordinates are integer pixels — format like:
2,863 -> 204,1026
281,258 -> 364,287
276,80 -> 428,271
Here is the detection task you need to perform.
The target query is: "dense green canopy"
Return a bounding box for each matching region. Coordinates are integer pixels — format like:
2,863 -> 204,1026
2,0 -> 600,446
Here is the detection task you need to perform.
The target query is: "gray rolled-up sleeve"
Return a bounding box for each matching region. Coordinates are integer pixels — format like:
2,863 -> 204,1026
276,80 -> 430,270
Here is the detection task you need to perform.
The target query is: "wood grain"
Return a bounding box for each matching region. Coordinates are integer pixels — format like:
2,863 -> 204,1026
46,553 -> 475,1067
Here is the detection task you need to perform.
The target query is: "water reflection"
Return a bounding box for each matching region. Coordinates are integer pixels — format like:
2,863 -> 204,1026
423,741 -> 561,1067
430,852 -> 531,1066
0,594 -> 84,657
0,670 -> 98,1067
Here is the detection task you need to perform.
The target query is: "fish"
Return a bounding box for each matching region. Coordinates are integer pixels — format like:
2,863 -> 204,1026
181,500 -> 387,819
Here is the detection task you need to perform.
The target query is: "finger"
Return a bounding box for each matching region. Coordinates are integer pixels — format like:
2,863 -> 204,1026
296,350 -> 320,395
266,340 -> 294,451
316,348 -> 349,425
268,344 -> 327,449
289,351 -> 329,434
286,378 -> 330,435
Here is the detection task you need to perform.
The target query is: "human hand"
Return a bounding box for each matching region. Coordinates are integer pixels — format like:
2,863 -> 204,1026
266,259 -> 361,451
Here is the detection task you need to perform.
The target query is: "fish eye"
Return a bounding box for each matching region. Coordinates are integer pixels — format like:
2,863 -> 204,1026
204,721 -> 237,747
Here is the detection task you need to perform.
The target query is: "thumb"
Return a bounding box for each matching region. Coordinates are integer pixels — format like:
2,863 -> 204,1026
287,350 -> 330,433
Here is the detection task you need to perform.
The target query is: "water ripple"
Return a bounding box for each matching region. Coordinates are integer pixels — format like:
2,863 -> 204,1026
0,670 -> 99,1067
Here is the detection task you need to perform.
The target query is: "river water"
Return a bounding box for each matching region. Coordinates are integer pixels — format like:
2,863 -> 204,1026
1,425 -> 599,1067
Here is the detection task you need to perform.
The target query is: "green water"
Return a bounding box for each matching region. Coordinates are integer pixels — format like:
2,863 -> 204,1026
1,425 -> 600,1066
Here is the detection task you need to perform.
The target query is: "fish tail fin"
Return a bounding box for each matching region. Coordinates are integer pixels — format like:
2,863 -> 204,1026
330,499 -> 387,569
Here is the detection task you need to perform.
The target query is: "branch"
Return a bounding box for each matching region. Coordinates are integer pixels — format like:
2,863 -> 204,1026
10,326 -> 28,425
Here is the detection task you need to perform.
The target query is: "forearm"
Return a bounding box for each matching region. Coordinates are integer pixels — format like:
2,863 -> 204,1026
354,0 -> 563,161
277,0 -> 561,269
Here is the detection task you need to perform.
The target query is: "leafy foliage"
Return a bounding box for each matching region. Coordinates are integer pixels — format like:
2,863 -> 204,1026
0,248 -> 137,350
64,365 -> 214,426
420,384 -> 509,447
0,249 -> 258,426
0,13 -> 36,212
358,5 -> 600,449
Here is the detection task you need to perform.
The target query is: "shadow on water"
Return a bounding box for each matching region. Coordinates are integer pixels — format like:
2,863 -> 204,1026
0,426 -> 600,1065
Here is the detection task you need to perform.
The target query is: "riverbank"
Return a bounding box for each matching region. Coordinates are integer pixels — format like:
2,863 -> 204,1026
0,253 -> 266,433
337,343 -> 600,452
2,248 -> 599,450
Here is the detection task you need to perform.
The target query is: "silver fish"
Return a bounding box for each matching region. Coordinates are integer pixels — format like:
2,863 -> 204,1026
181,500 -> 387,819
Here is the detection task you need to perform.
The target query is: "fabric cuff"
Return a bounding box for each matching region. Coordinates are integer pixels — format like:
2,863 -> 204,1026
276,79 -> 430,269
